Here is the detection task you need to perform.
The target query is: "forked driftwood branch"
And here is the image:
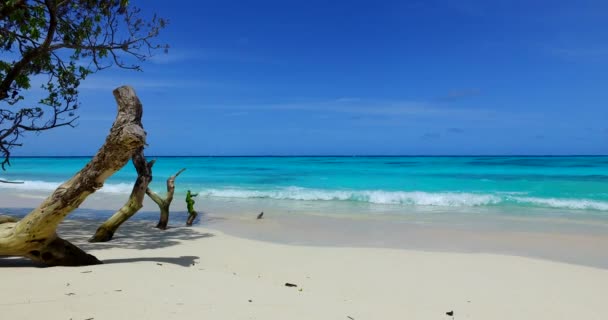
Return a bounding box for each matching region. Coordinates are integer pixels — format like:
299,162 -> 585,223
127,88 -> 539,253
147,168 -> 186,230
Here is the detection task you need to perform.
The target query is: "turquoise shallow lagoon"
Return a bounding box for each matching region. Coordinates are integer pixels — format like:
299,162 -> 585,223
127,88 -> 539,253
2,156 -> 608,212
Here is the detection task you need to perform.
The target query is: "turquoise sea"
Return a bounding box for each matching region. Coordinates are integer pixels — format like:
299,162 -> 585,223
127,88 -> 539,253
3,156 -> 608,268
1,156 -> 607,214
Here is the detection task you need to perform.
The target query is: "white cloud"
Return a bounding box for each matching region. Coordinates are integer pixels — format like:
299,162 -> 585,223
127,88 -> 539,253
190,98 -> 496,120
78,75 -> 211,91
552,47 -> 608,58
148,49 -> 209,64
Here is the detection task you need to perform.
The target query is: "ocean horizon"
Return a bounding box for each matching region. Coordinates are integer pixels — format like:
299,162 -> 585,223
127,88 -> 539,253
11,154 -> 608,157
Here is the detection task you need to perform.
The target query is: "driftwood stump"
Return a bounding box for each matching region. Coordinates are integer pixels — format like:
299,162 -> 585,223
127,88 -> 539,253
186,210 -> 198,226
147,168 -> 185,230
185,190 -> 198,226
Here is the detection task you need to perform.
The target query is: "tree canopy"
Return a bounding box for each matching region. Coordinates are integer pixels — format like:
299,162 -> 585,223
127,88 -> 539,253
0,0 -> 167,169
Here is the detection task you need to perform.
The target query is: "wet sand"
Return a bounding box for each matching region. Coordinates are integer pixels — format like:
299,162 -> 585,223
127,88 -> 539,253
2,191 -> 608,269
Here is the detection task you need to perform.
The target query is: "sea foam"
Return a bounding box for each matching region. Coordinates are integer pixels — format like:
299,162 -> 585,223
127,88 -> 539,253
200,187 -> 501,207
511,196 -> 608,211
199,187 -> 608,211
0,179 -> 134,194
3,178 -> 608,211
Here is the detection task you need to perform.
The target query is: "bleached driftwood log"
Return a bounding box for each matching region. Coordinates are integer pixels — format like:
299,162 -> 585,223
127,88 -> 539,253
0,86 -> 146,266
89,148 -> 155,242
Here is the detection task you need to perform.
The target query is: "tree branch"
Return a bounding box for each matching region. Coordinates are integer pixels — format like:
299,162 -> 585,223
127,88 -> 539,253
0,0 -> 58,100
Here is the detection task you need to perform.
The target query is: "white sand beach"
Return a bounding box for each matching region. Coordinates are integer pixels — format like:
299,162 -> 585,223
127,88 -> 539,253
3,1 -> 608,319
1,217 -> 607,320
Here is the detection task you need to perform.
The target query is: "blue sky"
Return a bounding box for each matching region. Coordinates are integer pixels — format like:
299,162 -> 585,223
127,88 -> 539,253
15,0 -> 608,156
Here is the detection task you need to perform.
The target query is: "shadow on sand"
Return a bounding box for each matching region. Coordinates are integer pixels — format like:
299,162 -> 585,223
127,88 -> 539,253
103,255 -> 200,267
58,218 -> 215,252
0,208 -> 214,268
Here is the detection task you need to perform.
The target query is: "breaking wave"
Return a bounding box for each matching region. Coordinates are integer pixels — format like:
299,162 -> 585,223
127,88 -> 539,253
201,187 -> 501,206
0,179 -> 134,194
510,196 -> 608,211
200,186 -> 608,211
3,179 -> 608,211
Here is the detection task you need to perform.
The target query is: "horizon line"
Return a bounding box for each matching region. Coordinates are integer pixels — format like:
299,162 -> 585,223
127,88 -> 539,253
10,154 -> 608,158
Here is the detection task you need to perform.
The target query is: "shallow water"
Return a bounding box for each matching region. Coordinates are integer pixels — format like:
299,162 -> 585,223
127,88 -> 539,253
2,156 -> 608,213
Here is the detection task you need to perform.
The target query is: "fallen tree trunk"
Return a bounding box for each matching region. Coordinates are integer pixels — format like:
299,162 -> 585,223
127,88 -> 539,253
89,148 -> 155,242
147,168 -> 185,230
0,86 -> 146,266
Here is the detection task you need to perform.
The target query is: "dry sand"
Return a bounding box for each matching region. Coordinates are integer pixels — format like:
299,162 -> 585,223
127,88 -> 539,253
1,219 -> 607,320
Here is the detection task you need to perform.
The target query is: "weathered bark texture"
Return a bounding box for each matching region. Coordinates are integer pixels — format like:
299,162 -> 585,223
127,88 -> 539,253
89,149 -> 155,242
147,168 -> 185,230
0,86 -> 146,266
